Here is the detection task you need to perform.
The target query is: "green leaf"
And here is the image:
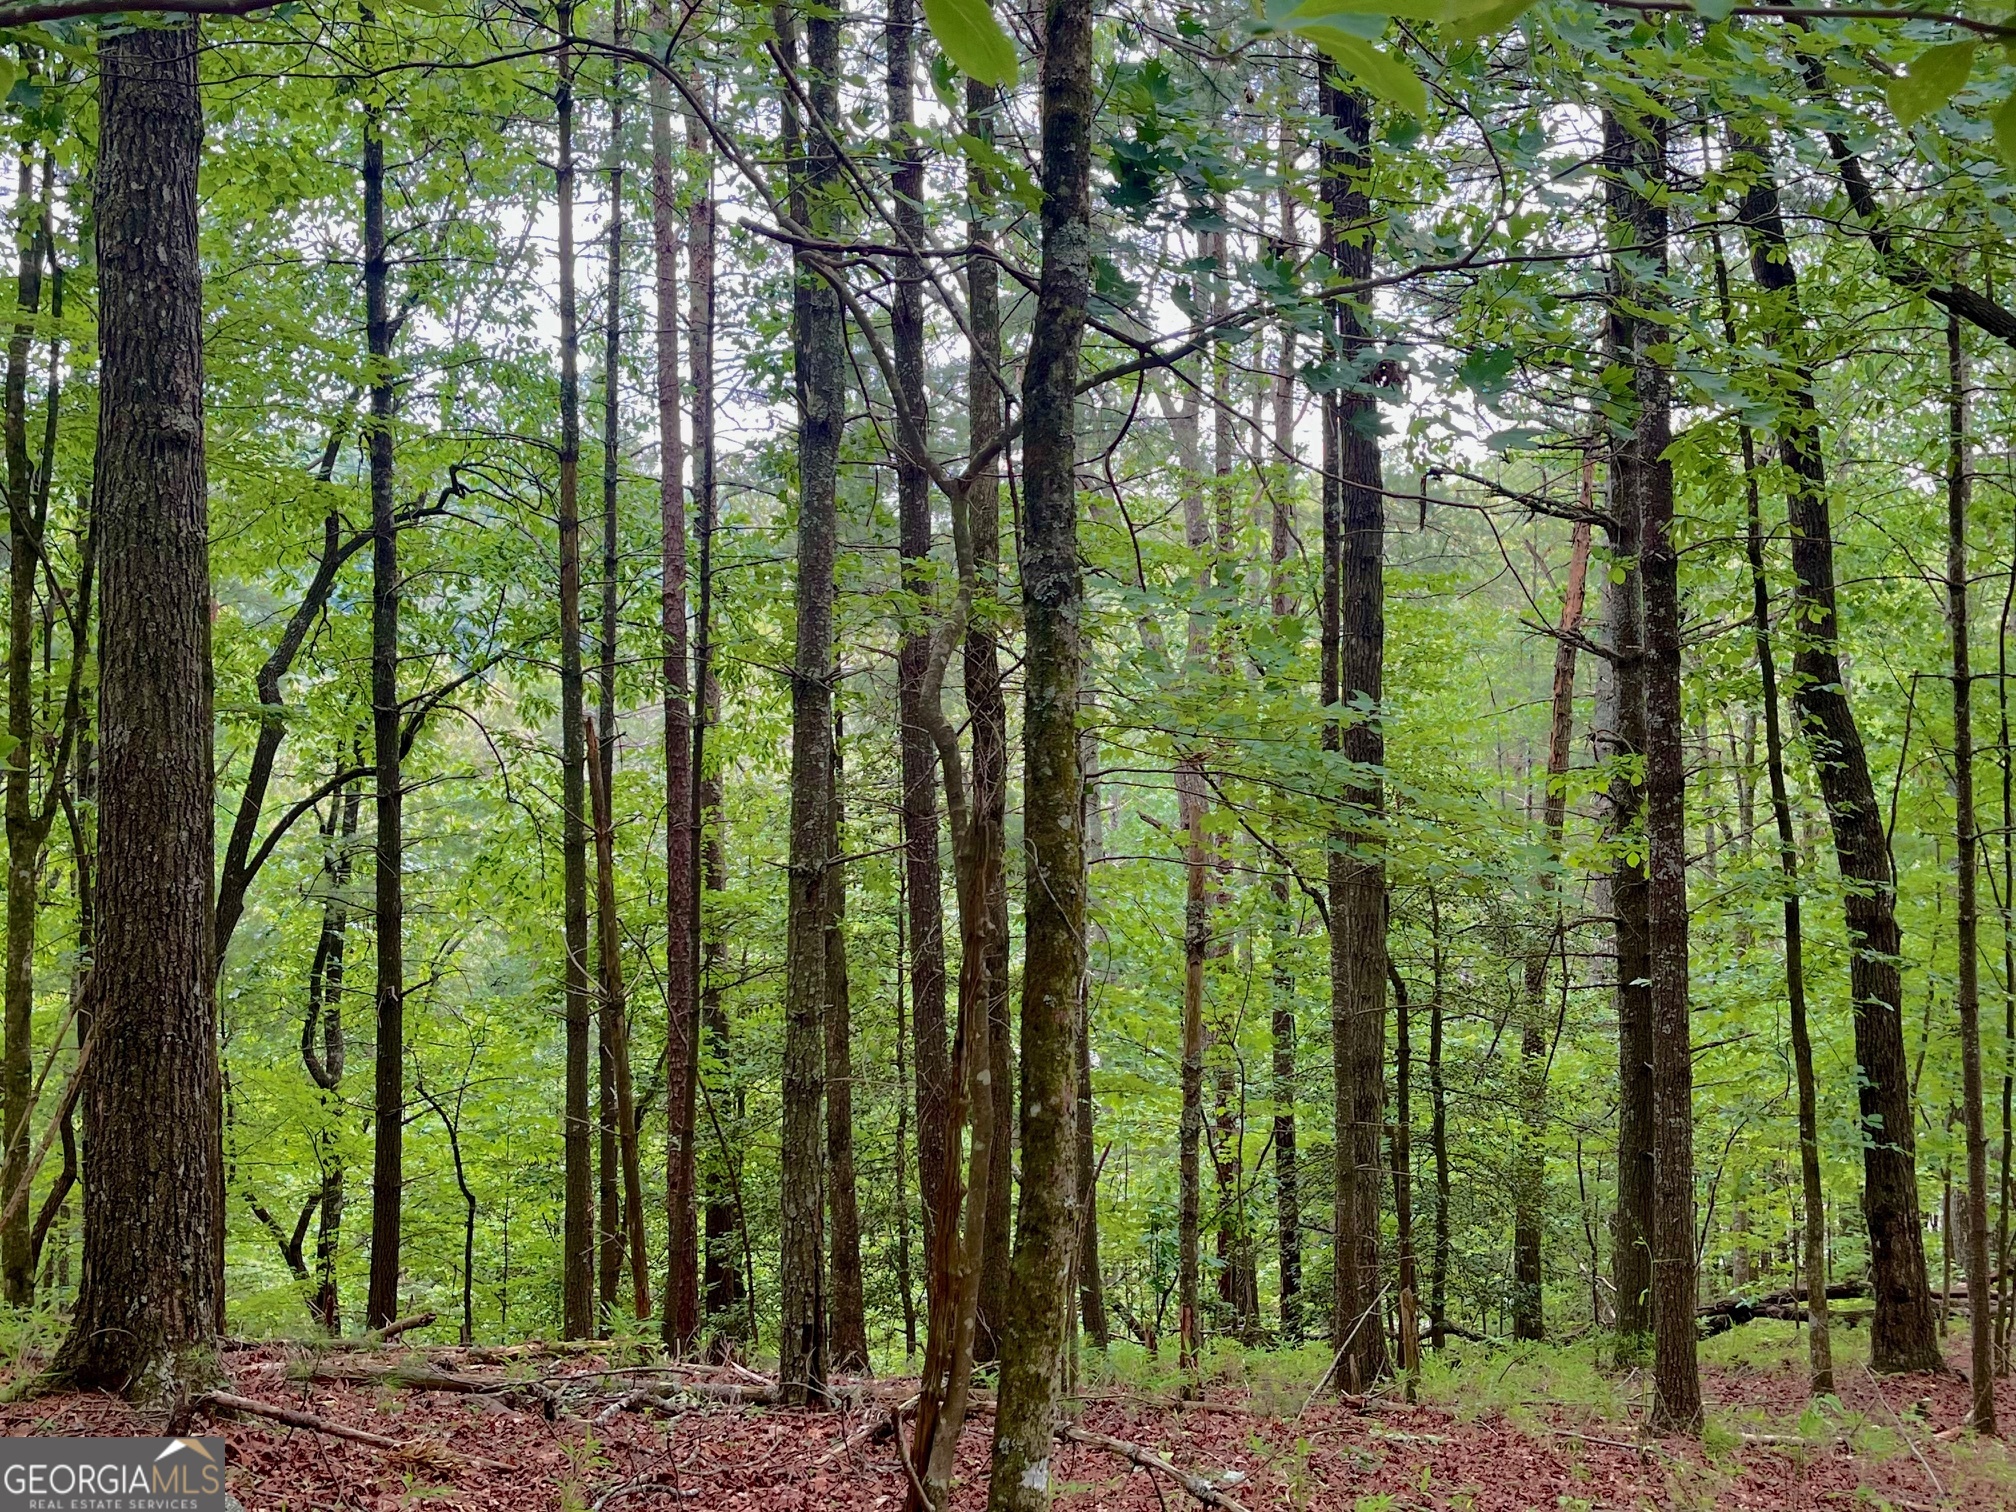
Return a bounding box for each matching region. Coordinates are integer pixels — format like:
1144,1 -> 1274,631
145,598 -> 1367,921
0,59 -> 20,105
1995,89 -> 2016,170
1885,40 -> 1976,128
1294,25 -> 1428,116
921,0 -> 1018,88
1442,0 -> 1537,41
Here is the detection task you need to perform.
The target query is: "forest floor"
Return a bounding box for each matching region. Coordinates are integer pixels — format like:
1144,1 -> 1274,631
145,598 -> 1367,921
2,1321 -> 2012,1510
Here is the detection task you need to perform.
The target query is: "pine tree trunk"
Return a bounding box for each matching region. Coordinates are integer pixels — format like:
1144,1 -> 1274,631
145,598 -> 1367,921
983,0 -> 1091,1497
362,90 -> 408,1335
54,18 -> 221,1398
1173,379 -> 1207,1368
1728,128 -> 1939,1374
776,0 -> 842,1403
1947,316 -> 1997,1431
652,0 -> 700,1355
556,5 -> 596,1340
1607,107 -> 1701,1435
1269,244 -> 1302,1341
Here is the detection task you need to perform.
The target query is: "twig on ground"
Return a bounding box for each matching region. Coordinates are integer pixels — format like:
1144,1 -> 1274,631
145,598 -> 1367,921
1862,1366 -> 1946,1500
198,1389 -> 513,1472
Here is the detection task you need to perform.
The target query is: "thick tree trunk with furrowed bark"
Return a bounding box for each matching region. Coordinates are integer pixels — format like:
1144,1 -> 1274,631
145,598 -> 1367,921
1606,106 -> 1700,1435
53,18 -> 221,1400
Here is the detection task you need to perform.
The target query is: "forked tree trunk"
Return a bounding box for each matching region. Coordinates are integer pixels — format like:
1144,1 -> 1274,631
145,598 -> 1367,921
54,18 -> 221,1399
984,0 -> 1092,1499
1728,126 -> 1939,1374
556,4 -> 596,1340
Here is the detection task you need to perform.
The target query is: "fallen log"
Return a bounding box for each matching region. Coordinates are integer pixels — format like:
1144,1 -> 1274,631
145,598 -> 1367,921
1058,1424 -> 1252,1512
198,1389 -> 514,1472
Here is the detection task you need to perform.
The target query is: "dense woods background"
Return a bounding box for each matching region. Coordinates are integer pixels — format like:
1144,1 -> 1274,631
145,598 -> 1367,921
2,0 -> 2015,1483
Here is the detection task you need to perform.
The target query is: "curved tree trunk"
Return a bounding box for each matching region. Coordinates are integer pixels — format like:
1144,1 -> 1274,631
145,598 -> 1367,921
1728,127 -> 1939,1374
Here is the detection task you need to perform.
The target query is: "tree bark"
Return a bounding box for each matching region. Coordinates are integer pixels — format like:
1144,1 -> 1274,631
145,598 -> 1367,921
53,17 -> 221,1399
1728,127 -> 1940,1373
1428,891 -> 1450,1347
651,0 -> 700,1355
1173,379 -> 1207,1368
1607,106 -> 1700,1435
984,0 -> 1091,1499
1710,202 -> 1832,1395
360,81 -> 409,1335
776,0 -> 841,1404
1947,315 -> 1997,1431
1512,512 -> 1592,1341
595,43 -> 626,1329
587,715 -> 650,1321
556,3 -> 596,1341
1600,116 -> 1654,1355
825,714 -> 869,1372
303,777 -> 359,1334
1322,79 -> 1389,1391
2,151 -> 48,1305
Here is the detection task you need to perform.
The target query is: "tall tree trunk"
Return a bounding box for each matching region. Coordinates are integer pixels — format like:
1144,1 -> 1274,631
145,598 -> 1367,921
1173,379 -> 1207,1368
776,0 -> 841,1404
1600,124 -> 1654,1355
1947,315 -> 1997,1432
698,675 -> 742,1338
967,73 -> 1015,1372
303,777 -> 359,1334
892,37 -> 949,1298
1323,80 -> 1389,1391
1270,223 -> 1302,1340
1077,736 -> 1108,1349
587,715 -> 650,1320
596,47 -> 626,1326
556,3 -> 596,1340
1512,514 -> 1592,1341
1711,204 -> 1832,1394
896,884 -> 919,1358
1728,127 -> 1940,1373
2,152 -> 47,1306
53,17 -> 220,1398
652,0 -> 700,1355
363,89 -> 408,1335
1607,107 -> 1700,1435
1428,891 -> 1450,1348
985,0 -> 1092,1498
826,713 -> 869,1372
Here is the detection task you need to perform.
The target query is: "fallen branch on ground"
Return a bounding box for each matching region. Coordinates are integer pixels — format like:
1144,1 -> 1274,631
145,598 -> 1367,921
198,1390 -> 513,1472
1059,1424 -> 1252,1512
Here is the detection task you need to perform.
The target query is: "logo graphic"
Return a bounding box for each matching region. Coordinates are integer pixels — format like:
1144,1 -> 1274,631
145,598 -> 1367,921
0,1436 -> 227,1509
